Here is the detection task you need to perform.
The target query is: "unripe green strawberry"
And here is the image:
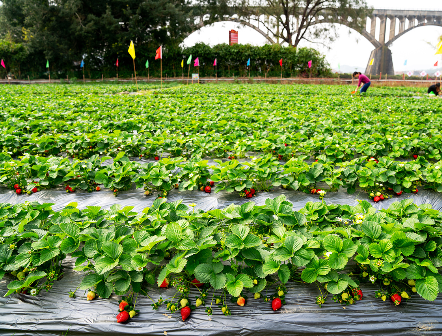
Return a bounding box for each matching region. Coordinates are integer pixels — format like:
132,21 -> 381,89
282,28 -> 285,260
341,292 -> 349,301
253,279 -> 258,285
215,298 -> 221,304
129,310 -> 137,318
254,293 -> 261,299
17,272 -> 26,280
412,287 -> 417,293
180,298 -> 188,308
383,279 -> 390,286
408,279 -> 415,286
278,290 -> 284,296
195,298 -> 203,307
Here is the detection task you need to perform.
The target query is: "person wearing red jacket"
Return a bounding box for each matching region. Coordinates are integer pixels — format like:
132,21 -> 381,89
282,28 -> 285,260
353,72 -> 371,94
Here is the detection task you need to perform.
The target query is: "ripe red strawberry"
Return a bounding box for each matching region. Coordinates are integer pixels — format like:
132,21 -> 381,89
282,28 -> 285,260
373,196 -> 380,202
119,300 -> 129,311
210,181 -> 214,187
159,278 -> 169,288
204,186 -> 211,193
16,189 -> 22,195
272,297 -> 282,311
391,293 -> 401,306
396,191 -> 403,196
413,154 -> 418,159
181,306 -> 191,321
379,194 -> 384,200
355,289 -> 363,299
32,187 -> 38,193
284,143 -> 288,146
246,193 -> 252,198
154,156 -> 159,160
250,188 -> 255,194
96,186 -> 101,191
191,279 -> 203,287
116,310 -> 130,323
65,185 -> 70,190
13,184 -> 19,190
413,188 -> 418,194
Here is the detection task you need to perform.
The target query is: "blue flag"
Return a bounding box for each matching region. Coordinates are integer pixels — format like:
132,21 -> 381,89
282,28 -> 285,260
80,60 -> 84,68
247,58 -> 250,67
404,60 -> 407,66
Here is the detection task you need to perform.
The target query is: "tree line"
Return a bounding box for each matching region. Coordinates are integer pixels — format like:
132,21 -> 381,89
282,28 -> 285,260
0,0 -> 369,79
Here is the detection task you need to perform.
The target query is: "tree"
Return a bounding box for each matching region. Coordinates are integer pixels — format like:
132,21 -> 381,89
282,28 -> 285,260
233,0 -> 371,47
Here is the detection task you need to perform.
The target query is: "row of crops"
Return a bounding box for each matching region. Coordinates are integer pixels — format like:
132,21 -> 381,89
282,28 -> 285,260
1,196 -> 442,321
2,152 -> 442,201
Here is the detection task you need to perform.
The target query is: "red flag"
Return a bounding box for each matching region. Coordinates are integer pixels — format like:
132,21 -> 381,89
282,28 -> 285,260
435,61 -> 439,66
116,59 -> 119,67
155,46 -> 162,60
279,59 -> 282,67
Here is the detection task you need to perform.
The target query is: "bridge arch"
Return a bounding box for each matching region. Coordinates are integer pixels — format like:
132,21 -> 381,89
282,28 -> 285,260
386,22 -> 442,46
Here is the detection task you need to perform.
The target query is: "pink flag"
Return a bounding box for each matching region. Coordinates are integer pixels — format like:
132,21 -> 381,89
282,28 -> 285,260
0,59 -> 5,68
308,60 -> 312,68
194,57 -> 199,67
213,58 -> 217,66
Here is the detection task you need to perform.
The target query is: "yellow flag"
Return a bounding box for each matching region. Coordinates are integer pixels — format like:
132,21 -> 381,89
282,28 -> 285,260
128,41 -> 136,60
181,60 -> 183,68
369,58 -> 374,66
436,43 -> 442,55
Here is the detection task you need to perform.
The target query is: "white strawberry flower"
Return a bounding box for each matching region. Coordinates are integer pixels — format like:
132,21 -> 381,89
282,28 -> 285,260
30,289 -> 37,296
136,267 -> 143,271
189,173 -> 193,177
318,190 -> 326,196
436,166 -> 440,170
369,275 -> 376,282
273,215 -> 279,220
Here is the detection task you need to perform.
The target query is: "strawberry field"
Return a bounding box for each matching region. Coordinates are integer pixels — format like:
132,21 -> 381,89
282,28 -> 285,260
2,83 -> 442,335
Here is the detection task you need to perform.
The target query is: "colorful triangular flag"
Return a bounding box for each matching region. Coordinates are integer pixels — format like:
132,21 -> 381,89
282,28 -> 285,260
80,60 -> 84,68
46,60 -> 49,68
0,59 -> 5,68
194,57 -> 199,67
181,59 -> 184,68
128,41 -> 136,59
247,58 -> 250,67
435,61 -> 439,66
116,59 -> 119,67
213,59 -> 217,66
369,59 -> 374,66
145,60 -> 149,68
404,60 -> 407,66
155,46 -> 162,60
187,55 -> 192,65
279,59 -> 282,67
308,60 -> 312,68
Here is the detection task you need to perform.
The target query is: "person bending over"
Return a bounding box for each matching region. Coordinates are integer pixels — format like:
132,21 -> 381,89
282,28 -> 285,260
428,83 -> 441,96
353,72 -> 371,94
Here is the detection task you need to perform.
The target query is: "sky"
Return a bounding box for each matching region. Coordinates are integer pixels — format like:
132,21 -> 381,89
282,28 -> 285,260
182,0 -> 442,73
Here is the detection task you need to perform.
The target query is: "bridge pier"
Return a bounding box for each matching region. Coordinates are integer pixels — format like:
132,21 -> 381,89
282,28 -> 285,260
365,46 -> 394,76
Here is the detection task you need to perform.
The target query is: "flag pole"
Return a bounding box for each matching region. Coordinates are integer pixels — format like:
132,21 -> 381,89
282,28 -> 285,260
187,65 -> 190,85
133,58 -> 138,91
198,65 -> 199,84
161,58 -> 162,89
281,65 -> 282,79
83,66 -> 85,84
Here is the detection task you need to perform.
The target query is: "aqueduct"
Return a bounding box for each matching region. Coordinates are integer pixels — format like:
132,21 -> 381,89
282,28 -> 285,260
193,8 -> 442,75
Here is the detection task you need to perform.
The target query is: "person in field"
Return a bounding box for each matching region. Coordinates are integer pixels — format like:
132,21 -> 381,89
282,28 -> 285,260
353,72 -> 371,94
428,83 -> 441,96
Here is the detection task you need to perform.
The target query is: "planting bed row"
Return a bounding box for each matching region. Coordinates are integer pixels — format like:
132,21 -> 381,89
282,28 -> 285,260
2,152 -> 442,201
1,195 -> 442,325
